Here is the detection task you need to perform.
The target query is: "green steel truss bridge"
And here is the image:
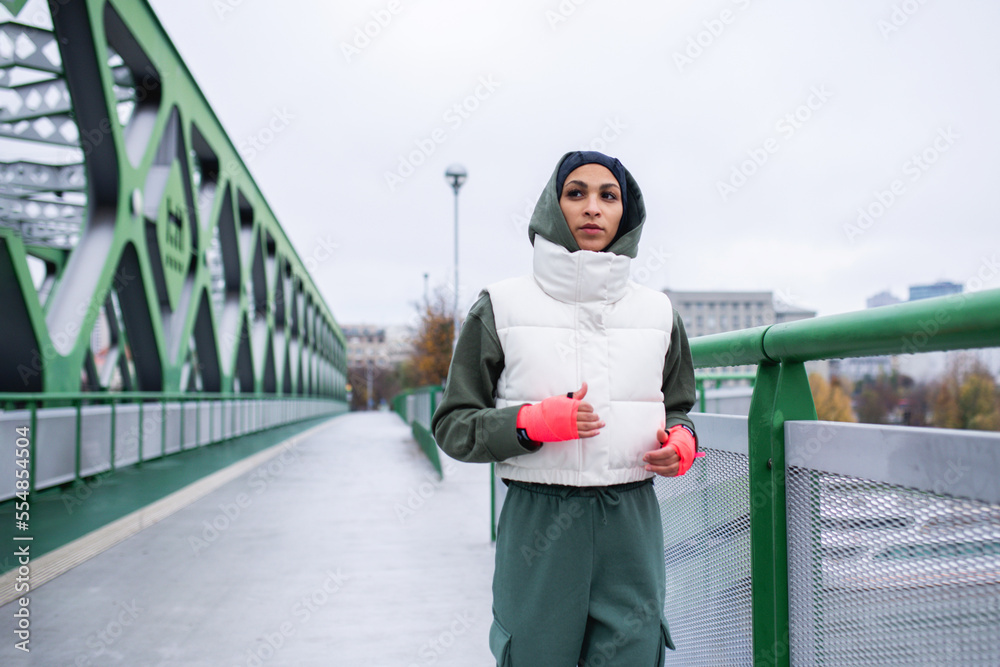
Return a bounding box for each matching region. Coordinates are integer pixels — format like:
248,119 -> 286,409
2,2 -> 1000,666
0,0 -> 346,400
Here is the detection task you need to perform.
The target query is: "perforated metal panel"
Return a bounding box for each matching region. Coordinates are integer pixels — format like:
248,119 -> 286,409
657,445 -> 752,665
786,467 -> 1000,665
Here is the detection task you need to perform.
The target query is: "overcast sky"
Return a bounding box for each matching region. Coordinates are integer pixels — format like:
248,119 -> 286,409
19,0 -> 1000,328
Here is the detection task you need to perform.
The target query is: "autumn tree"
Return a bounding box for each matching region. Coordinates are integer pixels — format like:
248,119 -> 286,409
851,371 -> 927,425
929,355 -> 1000,431
407,289 -> 456,388
855,385 -> 888,424
809,373 -> 857,422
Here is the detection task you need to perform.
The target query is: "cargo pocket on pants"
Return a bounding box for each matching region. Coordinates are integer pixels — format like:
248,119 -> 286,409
656,616 -> 676,663
489,616 -> 513,666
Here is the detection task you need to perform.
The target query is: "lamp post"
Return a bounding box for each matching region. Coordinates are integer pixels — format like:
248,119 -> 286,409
444,163 -> 467,350
366,357 -> 374,411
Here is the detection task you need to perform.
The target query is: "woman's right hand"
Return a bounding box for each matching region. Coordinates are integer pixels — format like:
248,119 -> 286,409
570,382 -> 604,439
516,381 -> 604,442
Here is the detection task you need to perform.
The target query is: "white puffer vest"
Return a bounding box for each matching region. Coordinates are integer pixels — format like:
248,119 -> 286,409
489,236 -> 674,486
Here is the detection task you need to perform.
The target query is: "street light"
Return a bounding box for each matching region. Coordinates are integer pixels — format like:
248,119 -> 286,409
444,163 -> 467,350
366,357 -> 374,411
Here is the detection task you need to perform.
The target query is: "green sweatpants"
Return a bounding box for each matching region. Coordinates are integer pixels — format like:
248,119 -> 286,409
490,478 -> 675,666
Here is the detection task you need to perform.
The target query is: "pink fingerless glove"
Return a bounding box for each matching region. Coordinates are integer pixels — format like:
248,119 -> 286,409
664,425 -> 705,476
516,395 -> 580,442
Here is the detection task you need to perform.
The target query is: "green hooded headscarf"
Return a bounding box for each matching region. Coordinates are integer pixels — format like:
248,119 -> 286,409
527,151 -> 647,259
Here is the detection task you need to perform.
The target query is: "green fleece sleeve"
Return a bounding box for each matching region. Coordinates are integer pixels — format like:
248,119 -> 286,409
431,292 -> 541,463
662,309 -> 698,446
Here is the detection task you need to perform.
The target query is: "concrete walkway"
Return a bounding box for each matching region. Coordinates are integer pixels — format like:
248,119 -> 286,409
1,412 -> 496,666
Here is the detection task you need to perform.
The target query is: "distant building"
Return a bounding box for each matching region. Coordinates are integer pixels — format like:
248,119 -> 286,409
830,292 -> 900,382
343,324 -> 412,369
665,289 -> 818,337
867,290 -> 902,309
835,282 -> 969,383
908,281 -> 962,302
899,281 -> 973,380
774,301 -> 818,325
664,289 -> 816,376
665,290 -> 774,338
828,355 -> 895,383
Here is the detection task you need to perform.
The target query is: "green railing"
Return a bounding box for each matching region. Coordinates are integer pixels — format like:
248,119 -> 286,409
393,386 -> 444,477
0,391 -> 346,497
688,287 -> 1000,666
0,0 -> 351,505
0,0 -> 348,398
694,372 -> 756,412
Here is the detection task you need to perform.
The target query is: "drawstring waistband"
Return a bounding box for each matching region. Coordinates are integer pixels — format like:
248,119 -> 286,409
594,486 -> 621,525
507,478 -> 651,525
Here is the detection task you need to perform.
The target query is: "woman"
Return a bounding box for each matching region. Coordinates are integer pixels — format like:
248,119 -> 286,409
432,151 -> 699,666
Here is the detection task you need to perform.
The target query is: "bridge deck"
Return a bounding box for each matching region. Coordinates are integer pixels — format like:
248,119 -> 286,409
0,412 -> 495,666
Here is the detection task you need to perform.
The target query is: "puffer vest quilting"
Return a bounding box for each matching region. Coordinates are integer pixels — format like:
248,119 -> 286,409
488,236 -> 674,486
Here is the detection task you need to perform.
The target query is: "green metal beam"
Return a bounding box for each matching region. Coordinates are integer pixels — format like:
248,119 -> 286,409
689,325 -> 770,369
690,288 -> 1000,369
0,0 -> 348,401
763,288 -> 1000,361
746,361 -> 816,666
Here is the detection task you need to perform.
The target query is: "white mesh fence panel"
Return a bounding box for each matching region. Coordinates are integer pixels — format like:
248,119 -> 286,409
656,446 -> 753,665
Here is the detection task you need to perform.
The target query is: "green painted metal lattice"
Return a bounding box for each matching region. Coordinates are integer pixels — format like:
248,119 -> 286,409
0,0 -> 346,400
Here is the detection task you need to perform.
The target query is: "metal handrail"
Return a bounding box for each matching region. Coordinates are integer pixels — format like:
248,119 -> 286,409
690,288 -> 1000,367
1,392 -> 344,496
392,385 -> 444,477
682,286 -> 1000,666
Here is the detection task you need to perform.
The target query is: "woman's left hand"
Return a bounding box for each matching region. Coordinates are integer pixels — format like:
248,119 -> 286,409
642,428 -> 680,477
